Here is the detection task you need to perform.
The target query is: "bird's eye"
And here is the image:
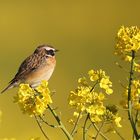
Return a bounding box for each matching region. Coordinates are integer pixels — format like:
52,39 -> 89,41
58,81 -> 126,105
46,49 -> 55,56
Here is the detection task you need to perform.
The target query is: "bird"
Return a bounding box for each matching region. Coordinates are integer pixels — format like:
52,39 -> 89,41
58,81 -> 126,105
1,44 -> 58,93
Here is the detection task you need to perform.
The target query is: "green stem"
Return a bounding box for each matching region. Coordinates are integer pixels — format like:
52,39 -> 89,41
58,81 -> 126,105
113,126 -> 125,140
89,119 -> 109,140
34,115 -> 50,140
83,114 -> 89,140
94,122 -> 104,140
47,105 -> 73,140
90,81 -> 99,92
133,110 -> 139,140
71,112 -> 81,136
39,115 -> 57,128
127,51 -> 139,139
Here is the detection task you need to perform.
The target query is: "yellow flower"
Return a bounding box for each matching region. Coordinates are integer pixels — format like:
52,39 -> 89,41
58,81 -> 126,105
100,77 -> 113,94
73,111 -> 80,118
98,92 -> 105,101
14,81 -> 52,116
88,69 -> 113,95
69,69 -> 113,123
100,78 -> 110,89
120,80 -> 140,111
73,111 -> 82,119
115,26 -> 140,61
114,116 -> 122,127
88,69 -> 99,81
125,55 -> 132,62
86,105 -> 106,115
105,88 -> 113,94
116,26 -> 140,52
90,114 -> 102,122
78,77 -> 88,86
134,62 -> 140,73
102,105 -> 122,128
69,86 -> 92,111
68,119 -> 75,125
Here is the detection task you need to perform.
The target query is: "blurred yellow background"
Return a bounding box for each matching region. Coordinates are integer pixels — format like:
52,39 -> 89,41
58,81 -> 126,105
0,0 -> 140,140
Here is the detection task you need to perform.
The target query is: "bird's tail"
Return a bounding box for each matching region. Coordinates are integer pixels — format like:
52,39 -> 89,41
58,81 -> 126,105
1,79 -> 19,94
1,83 -> 15,94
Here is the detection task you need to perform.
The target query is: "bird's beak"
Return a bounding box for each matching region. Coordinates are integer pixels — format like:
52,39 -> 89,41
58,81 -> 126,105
55,49 -> 59,52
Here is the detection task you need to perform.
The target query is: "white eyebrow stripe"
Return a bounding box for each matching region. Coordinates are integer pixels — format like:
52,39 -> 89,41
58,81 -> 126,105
44,46 -> 55,51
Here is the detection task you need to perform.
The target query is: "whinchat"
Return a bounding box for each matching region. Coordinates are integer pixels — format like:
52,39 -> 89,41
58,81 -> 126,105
1,44 -> 58,93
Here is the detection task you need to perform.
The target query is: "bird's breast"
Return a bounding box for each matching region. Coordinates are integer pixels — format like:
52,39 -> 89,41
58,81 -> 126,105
25,57 -> 56,87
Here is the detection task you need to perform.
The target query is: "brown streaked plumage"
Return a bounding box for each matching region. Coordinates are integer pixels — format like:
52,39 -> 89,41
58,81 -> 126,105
1,44 -> 58,93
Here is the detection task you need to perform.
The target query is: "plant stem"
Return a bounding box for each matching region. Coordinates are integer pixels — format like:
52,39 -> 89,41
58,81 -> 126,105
34,115 -> 50,140
90,81 -> 99,92
94,122 -> 104,140
83,114 -> 89,140
39,115 -> 57,128
71,112 -> 81,136
127,50 -> 139,139
47,105 -> 73,140
113,126 -> 125,140
89,118 -> 109,140
133,110 -> 139,140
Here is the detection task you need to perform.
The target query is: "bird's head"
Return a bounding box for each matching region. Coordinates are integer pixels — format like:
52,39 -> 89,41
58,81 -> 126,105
35,44 -> 59,57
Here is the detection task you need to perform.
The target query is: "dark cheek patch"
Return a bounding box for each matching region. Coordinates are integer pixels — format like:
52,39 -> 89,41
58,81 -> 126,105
51,52 -> 55,56
46,50 -> 55,56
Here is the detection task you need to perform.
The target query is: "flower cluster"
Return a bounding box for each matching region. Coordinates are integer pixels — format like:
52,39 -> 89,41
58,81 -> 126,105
103,105 -> 122,128
14,80 -> 52,116
68,69 -> 121,127
134,62 -> 140,73
88,69 -> 113,94
115,26 -> 140,53
120,80 -> 140,110
115,26 -> 140,62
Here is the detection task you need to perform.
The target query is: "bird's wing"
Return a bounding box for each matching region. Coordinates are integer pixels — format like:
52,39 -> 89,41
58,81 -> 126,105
1,52 -> 46,94
10,52 -> 46,83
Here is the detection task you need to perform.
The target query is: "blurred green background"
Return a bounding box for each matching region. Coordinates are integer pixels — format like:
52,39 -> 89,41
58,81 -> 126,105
0,0 -> 140,140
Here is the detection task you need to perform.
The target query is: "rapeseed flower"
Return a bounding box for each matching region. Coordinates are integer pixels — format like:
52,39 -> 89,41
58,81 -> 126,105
14,80 -> 52,116
120,80 -> 140,110
115,26 -> 140,62
69,69 -> 116,124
